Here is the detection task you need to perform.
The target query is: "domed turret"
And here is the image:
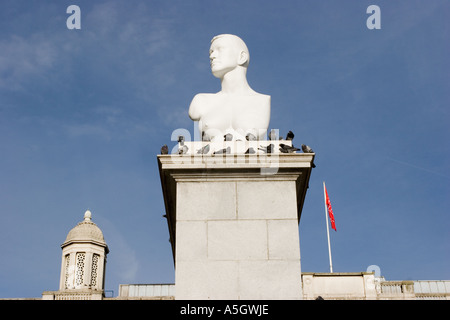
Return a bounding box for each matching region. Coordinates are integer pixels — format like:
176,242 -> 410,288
58,210 -> 109,297
62,210 -> 107,248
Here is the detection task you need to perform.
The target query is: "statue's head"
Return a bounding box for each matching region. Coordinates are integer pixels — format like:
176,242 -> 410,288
209,34 -> 250,79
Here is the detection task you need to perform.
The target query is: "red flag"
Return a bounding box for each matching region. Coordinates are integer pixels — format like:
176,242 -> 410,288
324,186 -> 337,231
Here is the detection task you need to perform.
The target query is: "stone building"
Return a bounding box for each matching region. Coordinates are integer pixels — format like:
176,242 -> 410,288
115,275 -> 450,300
36,198 -> 449,300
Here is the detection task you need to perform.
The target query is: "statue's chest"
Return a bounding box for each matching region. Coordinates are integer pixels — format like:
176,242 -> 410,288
200,96 -> 263,130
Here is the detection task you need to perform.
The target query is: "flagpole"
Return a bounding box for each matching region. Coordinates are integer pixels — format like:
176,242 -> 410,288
323,181 -> 333,273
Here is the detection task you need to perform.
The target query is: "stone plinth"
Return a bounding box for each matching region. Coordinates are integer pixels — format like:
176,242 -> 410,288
158,151 -> 314,300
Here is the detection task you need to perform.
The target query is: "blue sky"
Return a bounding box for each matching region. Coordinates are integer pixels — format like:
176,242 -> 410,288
0,0 -> 448,298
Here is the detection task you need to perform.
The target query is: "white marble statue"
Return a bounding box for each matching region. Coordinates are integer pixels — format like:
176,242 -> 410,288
189,34 -> 270,142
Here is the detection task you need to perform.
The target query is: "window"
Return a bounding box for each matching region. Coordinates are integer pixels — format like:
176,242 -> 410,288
75,252 -> 86,287
90,254 -> 99,287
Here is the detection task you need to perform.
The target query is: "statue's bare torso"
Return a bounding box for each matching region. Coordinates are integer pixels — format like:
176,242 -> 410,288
189,92 -> 270,141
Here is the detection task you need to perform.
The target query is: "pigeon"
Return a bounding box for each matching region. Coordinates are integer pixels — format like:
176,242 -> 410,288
213,146 -> 231,155
246,133 -> 257,141
301,144 -> 314,153
258,144 -> 274,153
202,132 -> 211,142
224,133 -> 233,141
279,143 -> 300,153
245,147 -> 256,154
196,144 -> 210,154
286,131 -> 294,141
178,136 -> 184,146
178,144 -> 189,155
301,144 -> 316,168
268,129 -> 278,141
160,144 -> 169,155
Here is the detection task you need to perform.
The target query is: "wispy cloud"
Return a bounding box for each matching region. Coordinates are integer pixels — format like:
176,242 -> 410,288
386,156 -> 450,179
1,1 -> 181,143
0,34 -> 58,91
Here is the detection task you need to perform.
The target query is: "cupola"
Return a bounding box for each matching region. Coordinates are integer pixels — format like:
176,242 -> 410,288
59,210 -> 109,294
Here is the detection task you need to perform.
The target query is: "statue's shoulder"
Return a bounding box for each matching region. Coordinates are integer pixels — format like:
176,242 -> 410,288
256,92 -> 270,100
192,93 -> 216,100
190,93 -> 217,107
252,92 -> 271,106
248,90 -> 270,98
189,93 -> 216,120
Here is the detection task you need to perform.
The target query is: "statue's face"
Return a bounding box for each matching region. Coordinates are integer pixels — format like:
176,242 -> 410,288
209,36 -> 240,78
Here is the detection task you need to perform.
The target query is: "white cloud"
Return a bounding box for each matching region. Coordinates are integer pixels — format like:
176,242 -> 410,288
0,34 -> 58,91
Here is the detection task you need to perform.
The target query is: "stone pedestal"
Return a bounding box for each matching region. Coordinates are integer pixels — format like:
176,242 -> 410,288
158,148 -> 314,300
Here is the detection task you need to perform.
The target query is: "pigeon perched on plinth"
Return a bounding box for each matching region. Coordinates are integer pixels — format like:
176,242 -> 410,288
245,147 -> 256,154
178,145 -> 189,155
301,144 -> 314,153
286,131 -> 294,141
301,144 -> 316,168
279,143 -> 300,153
224,133 -> 233,141
196,144 -> 210,154
177,135 -> 188,154
213,146 -> 231,155
202,132 -> 211,142
268,129 -> 278,141
160,144 -> 169,154
258,144 -> 274,153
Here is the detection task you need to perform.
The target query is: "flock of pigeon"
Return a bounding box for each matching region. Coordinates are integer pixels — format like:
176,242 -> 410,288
160,130 -> 315,168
